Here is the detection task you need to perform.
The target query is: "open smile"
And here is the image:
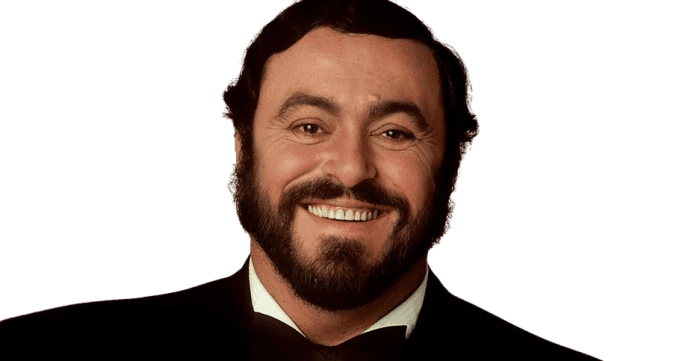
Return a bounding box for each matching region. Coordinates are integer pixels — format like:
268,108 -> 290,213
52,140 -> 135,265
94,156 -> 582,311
307,204 -> 379,222
305,204 -> 382,222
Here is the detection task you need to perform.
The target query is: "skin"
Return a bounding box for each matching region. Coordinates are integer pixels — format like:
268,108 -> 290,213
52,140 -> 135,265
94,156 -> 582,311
238,27 -> 446,346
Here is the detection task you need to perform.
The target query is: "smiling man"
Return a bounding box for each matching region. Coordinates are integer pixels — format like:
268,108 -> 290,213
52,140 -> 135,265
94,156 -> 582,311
240,26 -> 446,346
0,0 -> 599,360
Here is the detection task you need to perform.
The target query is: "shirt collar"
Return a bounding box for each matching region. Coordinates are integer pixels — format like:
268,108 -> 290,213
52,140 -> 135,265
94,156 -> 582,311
248,257 -> 429,339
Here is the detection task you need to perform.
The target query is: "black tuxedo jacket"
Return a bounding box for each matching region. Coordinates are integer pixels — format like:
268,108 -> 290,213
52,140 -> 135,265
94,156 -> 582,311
0,258 -> 599,360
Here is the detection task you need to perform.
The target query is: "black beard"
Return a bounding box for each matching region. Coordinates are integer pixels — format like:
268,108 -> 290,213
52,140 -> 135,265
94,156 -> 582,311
232,151 -> 451,311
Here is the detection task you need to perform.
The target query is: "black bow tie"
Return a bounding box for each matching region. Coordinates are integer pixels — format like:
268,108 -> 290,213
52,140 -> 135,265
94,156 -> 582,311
249,312 -> 406,361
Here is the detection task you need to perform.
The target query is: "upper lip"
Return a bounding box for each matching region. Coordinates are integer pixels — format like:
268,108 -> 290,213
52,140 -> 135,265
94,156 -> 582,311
300,198 -> 387,211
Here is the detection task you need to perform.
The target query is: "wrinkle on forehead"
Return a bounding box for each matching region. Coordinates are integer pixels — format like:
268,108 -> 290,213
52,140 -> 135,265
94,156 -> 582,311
313,52 -> 368,65
265,27 -> 438,81
296,28 -> 434,69
258,27 -> 443,129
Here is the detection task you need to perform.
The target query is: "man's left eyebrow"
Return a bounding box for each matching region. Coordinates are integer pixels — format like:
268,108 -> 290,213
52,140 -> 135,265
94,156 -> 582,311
368,101 -> 431,132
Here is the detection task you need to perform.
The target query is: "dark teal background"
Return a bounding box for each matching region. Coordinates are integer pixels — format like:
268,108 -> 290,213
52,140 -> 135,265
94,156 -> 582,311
1,2 -> 688,360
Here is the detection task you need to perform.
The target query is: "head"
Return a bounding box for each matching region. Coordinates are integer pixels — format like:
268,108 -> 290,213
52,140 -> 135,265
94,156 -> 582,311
224,0 -> 478,311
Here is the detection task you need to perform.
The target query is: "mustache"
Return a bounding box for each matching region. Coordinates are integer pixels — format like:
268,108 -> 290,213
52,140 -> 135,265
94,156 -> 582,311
278,178 -> 410,221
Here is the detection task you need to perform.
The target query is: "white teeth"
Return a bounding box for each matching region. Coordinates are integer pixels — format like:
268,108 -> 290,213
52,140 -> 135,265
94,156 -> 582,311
306,205 -> 379,222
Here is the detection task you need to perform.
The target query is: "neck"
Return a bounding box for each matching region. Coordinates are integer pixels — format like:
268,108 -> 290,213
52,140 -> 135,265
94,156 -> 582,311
250,241 -> 427,346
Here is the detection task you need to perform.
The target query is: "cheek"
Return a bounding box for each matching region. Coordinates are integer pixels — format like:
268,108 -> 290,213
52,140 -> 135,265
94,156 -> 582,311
255,141 -> 320,200
374,152 -> 438,212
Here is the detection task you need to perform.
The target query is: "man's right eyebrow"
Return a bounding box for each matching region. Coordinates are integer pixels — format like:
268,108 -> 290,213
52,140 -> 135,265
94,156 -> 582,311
277,92 -> 341,119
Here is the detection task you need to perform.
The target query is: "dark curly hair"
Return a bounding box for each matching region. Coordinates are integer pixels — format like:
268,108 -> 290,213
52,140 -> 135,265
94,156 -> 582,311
223,0 -> 478,207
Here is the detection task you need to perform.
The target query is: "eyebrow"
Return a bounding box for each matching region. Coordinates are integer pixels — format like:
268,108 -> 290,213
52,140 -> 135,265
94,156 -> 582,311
277,92 -> 341,119
277,92 -> 431,132
368,100 -> 431,132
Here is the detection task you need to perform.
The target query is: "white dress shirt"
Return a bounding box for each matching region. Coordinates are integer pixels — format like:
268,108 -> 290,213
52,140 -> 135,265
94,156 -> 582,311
248,257 -> 429,339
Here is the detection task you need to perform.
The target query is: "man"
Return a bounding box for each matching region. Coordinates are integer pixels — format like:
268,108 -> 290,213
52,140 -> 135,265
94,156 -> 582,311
0,0 -> 598,359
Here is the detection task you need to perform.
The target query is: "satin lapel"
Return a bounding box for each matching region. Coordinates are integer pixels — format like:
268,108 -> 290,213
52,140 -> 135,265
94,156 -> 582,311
225,257 -> 254,356
403,268 -> 458,359
225,256 -> 254,326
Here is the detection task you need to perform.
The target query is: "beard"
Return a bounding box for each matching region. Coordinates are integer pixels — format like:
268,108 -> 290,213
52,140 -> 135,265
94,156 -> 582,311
232,150 -> 452,311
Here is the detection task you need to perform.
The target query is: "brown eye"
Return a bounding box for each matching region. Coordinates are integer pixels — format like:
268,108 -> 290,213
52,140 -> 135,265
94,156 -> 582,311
382,129 -> 415,140
301,124 -> 320,135
292,123 -> 322,136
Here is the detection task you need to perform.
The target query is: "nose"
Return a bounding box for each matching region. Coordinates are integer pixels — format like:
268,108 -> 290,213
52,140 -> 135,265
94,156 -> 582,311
321,131 -> 376,187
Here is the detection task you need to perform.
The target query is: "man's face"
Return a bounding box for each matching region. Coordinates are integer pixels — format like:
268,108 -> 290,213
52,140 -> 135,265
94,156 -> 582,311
236,27 -> 447,310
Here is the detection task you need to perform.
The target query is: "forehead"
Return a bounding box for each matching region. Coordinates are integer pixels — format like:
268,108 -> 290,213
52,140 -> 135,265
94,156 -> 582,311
257,27 -> 443,123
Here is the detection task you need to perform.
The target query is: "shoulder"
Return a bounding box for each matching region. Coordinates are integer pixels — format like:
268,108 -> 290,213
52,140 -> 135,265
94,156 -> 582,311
404,269 -> 600,360
0,261 -> 252,359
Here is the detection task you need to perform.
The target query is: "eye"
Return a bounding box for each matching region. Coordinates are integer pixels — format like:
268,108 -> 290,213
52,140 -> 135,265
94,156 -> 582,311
372,126 -> 417,150
290,122 -> 330,144
381,129 -> 415,141
293,123 -> 322,136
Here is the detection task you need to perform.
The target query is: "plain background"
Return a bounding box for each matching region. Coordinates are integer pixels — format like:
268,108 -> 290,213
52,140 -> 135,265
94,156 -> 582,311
1,1 -> 689,360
